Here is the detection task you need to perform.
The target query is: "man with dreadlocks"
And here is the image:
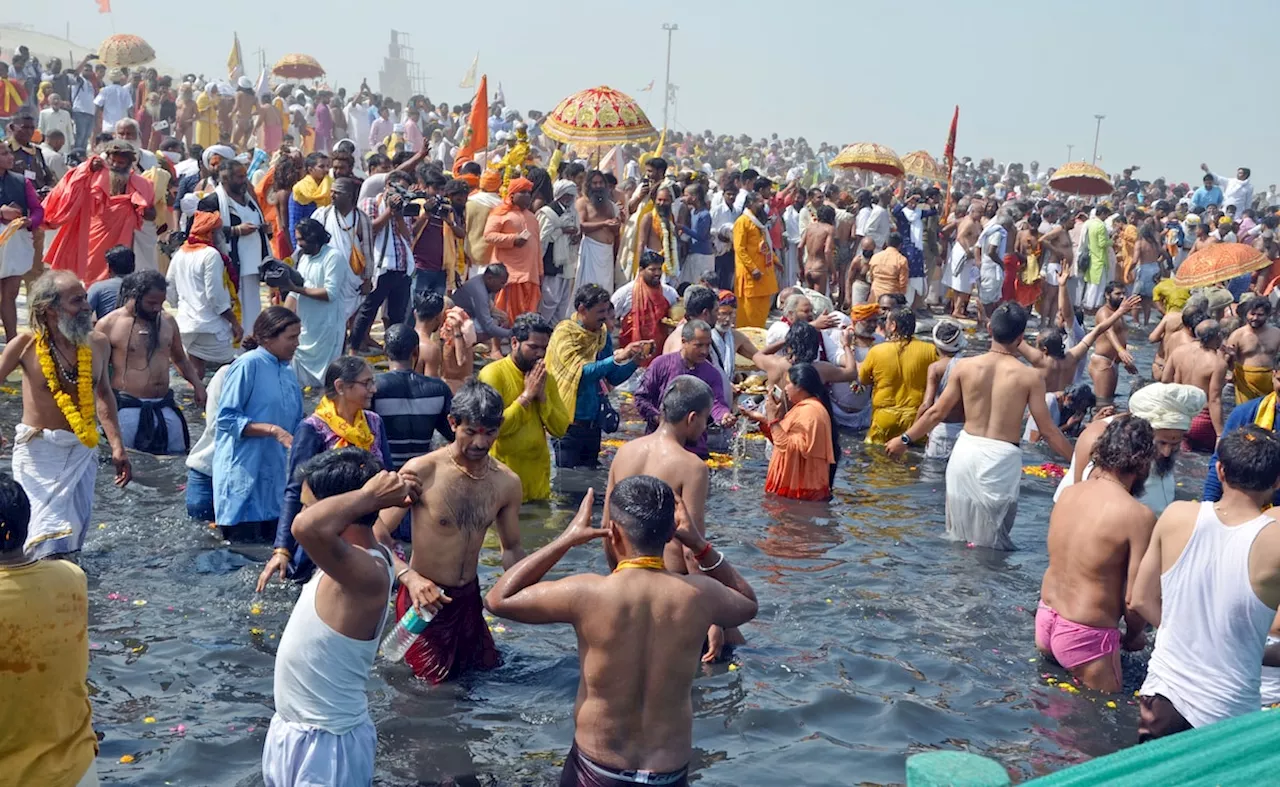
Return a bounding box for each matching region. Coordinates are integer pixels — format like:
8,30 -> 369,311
97,270 -> 206,454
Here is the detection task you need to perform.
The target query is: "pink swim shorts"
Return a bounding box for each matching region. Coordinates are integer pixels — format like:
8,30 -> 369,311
1035,600 -> 1121,679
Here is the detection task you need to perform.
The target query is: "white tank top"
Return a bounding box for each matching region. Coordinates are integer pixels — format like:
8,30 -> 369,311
1140,501 -> 1277,727
272,546 -> 393,734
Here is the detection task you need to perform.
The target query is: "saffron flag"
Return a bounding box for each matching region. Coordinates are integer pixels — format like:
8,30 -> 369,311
228,34 -> 244,82
459,54 -> 478,89
942,105 -> 959,221
452,75 -> 488,175
97,0 -> 111,12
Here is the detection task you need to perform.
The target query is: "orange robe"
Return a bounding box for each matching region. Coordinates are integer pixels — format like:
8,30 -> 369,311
761,397 -> 835,500
43,161 -> 153,284
255,167 -> 292,260
485,207 -> 542,319
619,279 -> 670,368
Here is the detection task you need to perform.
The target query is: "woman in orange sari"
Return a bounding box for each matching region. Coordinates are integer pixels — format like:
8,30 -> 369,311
256,151 -> 300,261
742,362 -> 838,500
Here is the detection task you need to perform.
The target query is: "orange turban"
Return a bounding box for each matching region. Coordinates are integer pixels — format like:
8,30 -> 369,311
458,172 -> 480,191
183,211 -> 223,251
479,170 -> 502,192
493,177 -> 534,216
848,303 -> 880,322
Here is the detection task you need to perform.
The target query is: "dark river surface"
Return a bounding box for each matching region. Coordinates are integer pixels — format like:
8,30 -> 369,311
18,327 -> 1207,786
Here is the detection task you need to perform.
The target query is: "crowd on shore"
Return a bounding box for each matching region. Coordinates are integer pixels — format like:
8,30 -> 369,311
2,43 -> 1280,786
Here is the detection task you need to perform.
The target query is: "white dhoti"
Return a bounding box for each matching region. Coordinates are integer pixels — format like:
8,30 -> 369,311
262,714 -> 376,787
944,430 -> 1022,550
941,244 -> 974,293
182,329 -> 237,365
0,224 -> 35,279
576,236 -> 616,292
539,275 -> 573,322
978,259 -> 1004,304
13,424 -> 97,559
925,421 -> 964,460
1081,279 -> 1107,310
133,221 -> 159,272
681,252 -> 715,286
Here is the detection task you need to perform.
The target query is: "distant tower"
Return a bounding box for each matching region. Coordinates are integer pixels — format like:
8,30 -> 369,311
379,31 -> 426,100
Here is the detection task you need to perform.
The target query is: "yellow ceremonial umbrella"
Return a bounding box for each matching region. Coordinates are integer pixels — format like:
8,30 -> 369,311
901,150 -> 944,181
541,86 -> 658,148
830,142 -> 905,178
1048,162 -> 1113,197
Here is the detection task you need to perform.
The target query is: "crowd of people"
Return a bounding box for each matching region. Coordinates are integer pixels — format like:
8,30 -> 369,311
2,42 -> 1280,786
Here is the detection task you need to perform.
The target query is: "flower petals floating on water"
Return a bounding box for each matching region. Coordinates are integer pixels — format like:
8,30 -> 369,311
133,600 -> 147,606
119,754 -> 135,764
600,439 -> 625,449
1022,463 -> 1066,479
249,605 -> 262,616
1106,701 -> 1117,708
143,716 -> 156,724
727,663 -> 739,671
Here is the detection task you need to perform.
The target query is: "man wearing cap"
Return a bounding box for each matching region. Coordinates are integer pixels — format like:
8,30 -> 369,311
42,139 -> 155,284
94,68 -> 133,132
920,319 -> 967,460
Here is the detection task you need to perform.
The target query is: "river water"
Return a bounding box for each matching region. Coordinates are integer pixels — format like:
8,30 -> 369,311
18,327 -> 1203,786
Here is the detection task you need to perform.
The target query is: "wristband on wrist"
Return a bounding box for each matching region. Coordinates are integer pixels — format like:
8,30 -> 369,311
694,541 -> 713,562
273,547 -> 291,559
698,551 -> 725,572
395,567 -> 414,582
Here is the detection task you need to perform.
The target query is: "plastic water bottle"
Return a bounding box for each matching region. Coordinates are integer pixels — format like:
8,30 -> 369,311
380,606 -> 433,662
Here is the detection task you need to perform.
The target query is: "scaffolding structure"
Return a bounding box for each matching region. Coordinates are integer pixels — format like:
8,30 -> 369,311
379,30 -> 426,100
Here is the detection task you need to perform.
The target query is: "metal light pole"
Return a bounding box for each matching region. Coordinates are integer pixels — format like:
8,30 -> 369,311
1091,115 -> 1105,165
1066,144 -> 1074,162
661,23 -> 678,132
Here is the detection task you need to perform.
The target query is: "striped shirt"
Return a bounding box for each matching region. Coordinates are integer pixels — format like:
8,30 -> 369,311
371,369 -> 454,468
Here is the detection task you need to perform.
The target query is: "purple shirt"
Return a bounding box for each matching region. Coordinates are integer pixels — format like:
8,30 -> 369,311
633,351 -> 731,457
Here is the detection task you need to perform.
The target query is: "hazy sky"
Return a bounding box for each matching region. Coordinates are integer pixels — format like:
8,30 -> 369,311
12,0 -> 1280,184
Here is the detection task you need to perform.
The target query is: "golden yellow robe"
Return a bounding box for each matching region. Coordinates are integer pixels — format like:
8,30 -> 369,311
477,355 -> 570,502
733,213 -> 778,328
194,92 -> 219,149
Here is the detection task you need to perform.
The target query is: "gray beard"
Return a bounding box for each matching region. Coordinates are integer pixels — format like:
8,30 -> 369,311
59,312 -> 93,345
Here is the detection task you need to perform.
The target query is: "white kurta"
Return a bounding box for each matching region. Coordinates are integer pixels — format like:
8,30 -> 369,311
292,245 -> 357,388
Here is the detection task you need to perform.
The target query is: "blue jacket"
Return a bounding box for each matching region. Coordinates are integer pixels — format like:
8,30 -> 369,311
573,334 -> 637,423
1202,396 -> 1280,505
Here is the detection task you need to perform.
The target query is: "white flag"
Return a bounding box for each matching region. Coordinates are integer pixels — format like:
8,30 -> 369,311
253,68 -> 269,100
495,81 -> 506,105
459,54 -> 478,89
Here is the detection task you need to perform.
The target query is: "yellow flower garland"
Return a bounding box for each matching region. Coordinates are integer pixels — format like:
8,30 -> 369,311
34,332 -> 98,448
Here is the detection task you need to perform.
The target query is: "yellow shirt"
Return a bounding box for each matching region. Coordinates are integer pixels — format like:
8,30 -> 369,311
477,355 -> 571,502
859,338 -> 939,413
0,560 -> 96,787
1152,277 -> 1191,313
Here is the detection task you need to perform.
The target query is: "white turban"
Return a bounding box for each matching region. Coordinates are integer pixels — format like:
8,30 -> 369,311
1128,383 -> 1207,431
553,179 -> 577,201
202,144 -> 236,170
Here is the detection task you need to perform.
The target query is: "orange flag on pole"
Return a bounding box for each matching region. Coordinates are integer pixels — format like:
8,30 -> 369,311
97,0 -> 111,12
452,74 -> 488,175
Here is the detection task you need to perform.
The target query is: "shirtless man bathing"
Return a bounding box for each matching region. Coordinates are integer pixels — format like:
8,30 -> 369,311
941,201 -> 983,320
0,271 -> 131,559
1016,295 -> 1140,393
375,379 -> 525,683
575,169 -> 623,291
1148,298 -> 1205,381
1225,297 -> 1280,405
1038,417 -> 1156,692
1088,281 -> 1140,405
1162,319 -> 1229,453
486,476 -> 758,786
889,302 -> 1073,550
800,205 -> 836,295
97,270 -> 207,455
607,376 -> 743,662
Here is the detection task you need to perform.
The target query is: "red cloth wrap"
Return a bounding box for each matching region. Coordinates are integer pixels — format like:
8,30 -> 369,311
394,577 -> 499,684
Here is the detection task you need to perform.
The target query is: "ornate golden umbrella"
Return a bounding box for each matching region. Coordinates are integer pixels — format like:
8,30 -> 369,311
1174,243 -> 1271,288
901,150 -> 944,181
272,54 -> 325,80
1048,162 -> 1113,197
830,142 -> 904,178
98,34 -> 156,69
541,85 -> 657,147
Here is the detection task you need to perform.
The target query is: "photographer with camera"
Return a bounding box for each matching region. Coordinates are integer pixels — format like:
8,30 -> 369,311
406,164 -> 464,304
349,171 -> 416,354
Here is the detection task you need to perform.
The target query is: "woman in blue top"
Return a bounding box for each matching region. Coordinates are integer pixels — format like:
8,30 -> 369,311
257,356 -> 393,589
213,307 -> 304,542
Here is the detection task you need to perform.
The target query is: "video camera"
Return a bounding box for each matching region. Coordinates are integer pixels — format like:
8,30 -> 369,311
387,180 -> 449,219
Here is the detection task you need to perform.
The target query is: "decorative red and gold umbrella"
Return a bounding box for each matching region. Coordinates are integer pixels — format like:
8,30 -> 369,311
1048,162 -> 1113,197
830,142 -> 904,178
272,54 -> 325,81
1174,243 -> 1271,288
901,150 -> 944,181
541,85 -> 657,147
98,34 -> 156,68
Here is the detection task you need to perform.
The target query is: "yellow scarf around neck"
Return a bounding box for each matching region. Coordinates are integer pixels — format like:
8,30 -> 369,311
292,174 -> 333,207
1254,392 -> 1277,431
313,395 -> 374,449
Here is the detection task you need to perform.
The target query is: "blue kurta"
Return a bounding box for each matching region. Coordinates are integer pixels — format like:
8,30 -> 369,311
213,347 -> 304,526
292,244 -> 355,388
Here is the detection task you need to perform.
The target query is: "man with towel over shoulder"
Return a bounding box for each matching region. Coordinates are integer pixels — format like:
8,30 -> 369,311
887,302 -> 1072,550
